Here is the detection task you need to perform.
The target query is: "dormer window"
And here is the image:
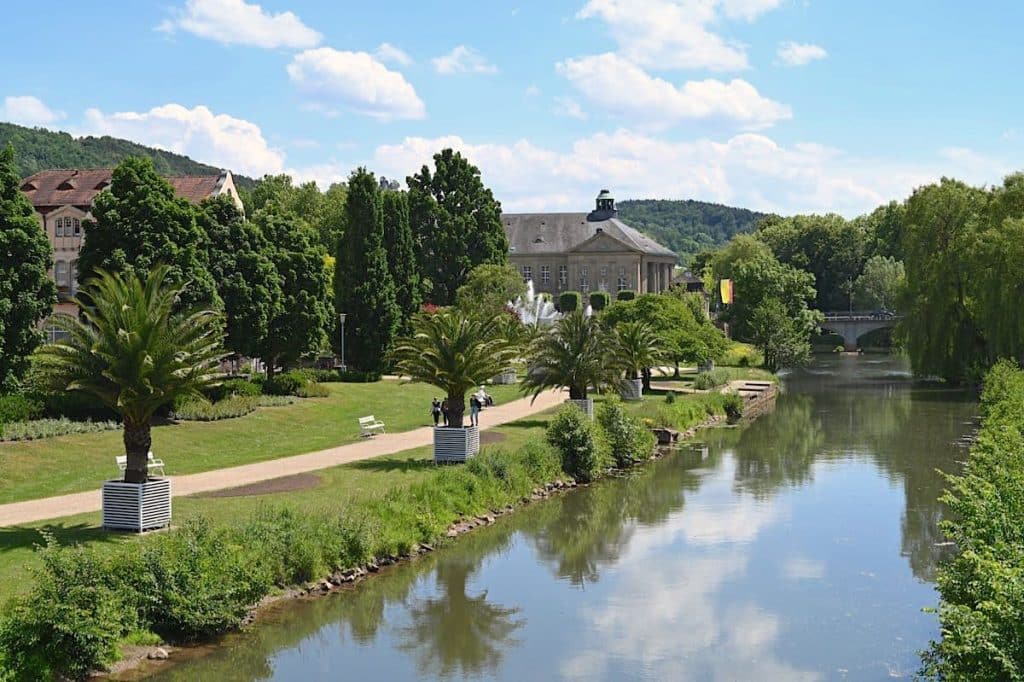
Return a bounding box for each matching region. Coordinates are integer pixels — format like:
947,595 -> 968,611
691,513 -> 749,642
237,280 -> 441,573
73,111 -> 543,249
57,179 -> 77,190
21,181 -> 37,192
94,180 -> 110,191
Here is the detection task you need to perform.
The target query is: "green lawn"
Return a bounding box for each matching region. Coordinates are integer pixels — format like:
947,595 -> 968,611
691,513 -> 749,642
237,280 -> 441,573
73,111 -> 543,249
0,381 -> 522,505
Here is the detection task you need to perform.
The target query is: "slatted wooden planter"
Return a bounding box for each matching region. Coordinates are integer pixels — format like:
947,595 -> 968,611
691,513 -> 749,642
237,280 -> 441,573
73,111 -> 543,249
434,426 -> 480,463
620,378 -> 643,401
102,478 -> 172,532
491,370 -> 518,385
566,398 -> 594,419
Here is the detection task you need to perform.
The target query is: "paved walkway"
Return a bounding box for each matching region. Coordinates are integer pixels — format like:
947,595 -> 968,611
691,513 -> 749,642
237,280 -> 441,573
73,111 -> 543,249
0,389 -> 566,527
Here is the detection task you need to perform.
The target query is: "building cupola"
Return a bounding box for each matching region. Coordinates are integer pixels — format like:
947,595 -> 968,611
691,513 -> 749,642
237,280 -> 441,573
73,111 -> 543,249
596,188 -> 615,213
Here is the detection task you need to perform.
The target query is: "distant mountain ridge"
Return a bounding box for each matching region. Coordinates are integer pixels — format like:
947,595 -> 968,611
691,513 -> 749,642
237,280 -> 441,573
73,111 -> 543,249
0,122 -> 255,187
617,198 -> 770,261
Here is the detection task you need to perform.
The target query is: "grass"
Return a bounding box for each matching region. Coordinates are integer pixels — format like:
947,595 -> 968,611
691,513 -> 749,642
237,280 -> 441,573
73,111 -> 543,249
0,381 -> 522,505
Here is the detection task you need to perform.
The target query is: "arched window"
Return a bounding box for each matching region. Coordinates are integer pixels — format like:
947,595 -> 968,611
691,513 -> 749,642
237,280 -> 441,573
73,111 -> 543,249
55,260 -> 69,286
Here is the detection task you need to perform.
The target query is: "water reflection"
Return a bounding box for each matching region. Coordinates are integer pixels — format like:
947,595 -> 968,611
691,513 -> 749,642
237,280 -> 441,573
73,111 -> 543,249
145,355 -> 975,681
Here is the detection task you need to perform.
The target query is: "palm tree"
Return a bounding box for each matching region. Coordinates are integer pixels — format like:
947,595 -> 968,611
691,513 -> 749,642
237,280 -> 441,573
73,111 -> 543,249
522,310 -> 620,401
613,321 -> 665,383
34,266 -> 225,483
391,310 -> 517,428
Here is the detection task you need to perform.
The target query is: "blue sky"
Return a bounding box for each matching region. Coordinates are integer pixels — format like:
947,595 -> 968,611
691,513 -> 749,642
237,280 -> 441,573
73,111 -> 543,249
2,0 -> 1022,215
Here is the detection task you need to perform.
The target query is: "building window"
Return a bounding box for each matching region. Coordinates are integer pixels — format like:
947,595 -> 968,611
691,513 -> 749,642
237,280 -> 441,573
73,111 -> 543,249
618,266 -> 625,276
522,265 -> 532,283
581,280 -> 590,293
581,266 -> 589,278
600,266 -> 608,278
558,265 -> 567,287
54,218 -> 63,237
54,260 -> 69,287
73,218 -> 81,236
540,265 -> 550,284
617,276 -> 628,291
45,325 -> 70,344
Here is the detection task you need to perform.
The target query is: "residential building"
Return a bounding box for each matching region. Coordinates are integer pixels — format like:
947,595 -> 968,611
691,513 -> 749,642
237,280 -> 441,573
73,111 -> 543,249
503,190 -> 677,298
20,168 -> 243,321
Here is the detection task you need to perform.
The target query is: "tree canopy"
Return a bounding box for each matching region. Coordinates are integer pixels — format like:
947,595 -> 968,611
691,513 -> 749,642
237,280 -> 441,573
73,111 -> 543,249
455,264 -> 526,319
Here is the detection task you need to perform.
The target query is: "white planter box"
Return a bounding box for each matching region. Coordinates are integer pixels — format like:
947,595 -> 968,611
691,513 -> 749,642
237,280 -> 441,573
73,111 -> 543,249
102,478 -> 172,532
492,370 -> 518,385
434,426 -> 481,463
620,378 -> 643,401
566,398 -> 594,419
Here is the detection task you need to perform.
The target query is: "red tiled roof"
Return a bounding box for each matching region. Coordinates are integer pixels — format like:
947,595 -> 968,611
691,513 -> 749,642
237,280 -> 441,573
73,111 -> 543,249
21,169 -> 224,210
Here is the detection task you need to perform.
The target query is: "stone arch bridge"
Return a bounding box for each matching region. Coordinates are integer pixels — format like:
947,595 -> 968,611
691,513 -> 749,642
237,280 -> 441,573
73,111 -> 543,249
820,312 -> 901,351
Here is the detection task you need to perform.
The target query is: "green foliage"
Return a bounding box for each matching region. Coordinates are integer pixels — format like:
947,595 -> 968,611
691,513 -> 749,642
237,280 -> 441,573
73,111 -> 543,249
616,290 -> 635,301
604,293 -> 726,368
854,255 -> 904,310
456,264 -> 525,319
253,209 -> 331,374
77,157 -> 219,310
612,320 -> 665,380
407,149 -> 508,305
201,195 -> 282,359
722,392 -> 744,422
295,382 -> 330,398
589,291 -> 611,311
0,144 -> 57,390
335,168 -> 400,373
244,174 -> 345,251
262,370 -> 310,396
172,396 -> 259,422
204,378 -> 261,402
0,393 -> 42,424
597,397 -> 655,467
546,404 -> 610,482
523,310 -> 619,400
381,190 -> 422,330
615,199 -> 767,260
559,291 -> 581,312
718,342 -> 762,368
1,418 -> 119,442
723,247 -> 820,344
32,266 -> 225,482
750,297 -> 813,372
664,391 -> 676,404
651,393 -> 727,431
693,368 -> 730,390
921,362 -> 1024,679
391,310 -> 517,427
0,121 -> 247,182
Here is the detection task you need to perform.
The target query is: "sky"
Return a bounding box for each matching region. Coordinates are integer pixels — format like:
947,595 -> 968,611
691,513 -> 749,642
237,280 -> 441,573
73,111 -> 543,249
1,0 -> 1022,216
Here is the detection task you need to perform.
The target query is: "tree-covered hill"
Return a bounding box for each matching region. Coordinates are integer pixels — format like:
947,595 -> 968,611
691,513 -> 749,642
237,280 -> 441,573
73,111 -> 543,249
0,122 -> 255,187
617,198 -> 770,260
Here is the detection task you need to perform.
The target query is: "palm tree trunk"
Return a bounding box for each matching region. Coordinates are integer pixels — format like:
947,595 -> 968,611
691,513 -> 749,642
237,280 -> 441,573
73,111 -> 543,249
569,385 -> 586,400
642,367 -> 652,392
123,419 -> 152,483
447,394 -> 466,428
673,361 -> 680,378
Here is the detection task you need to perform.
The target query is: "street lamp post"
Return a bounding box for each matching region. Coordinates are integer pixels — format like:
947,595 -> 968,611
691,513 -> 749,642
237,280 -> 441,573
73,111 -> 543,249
337,312 -> 347,372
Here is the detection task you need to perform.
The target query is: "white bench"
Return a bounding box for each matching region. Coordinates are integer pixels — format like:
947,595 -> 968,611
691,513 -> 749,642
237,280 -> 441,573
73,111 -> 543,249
358,415 -> 386,437
115,451 -> 166,477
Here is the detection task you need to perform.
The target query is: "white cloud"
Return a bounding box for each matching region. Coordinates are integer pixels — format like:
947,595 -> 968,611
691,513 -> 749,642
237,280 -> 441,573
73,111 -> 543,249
777,41 -> 828,66
79,103 -> 285,177
554,96 -> 588,120
1,95 -> 64,127
431,45 -> 498,75
158,0 -> 321,49
287,48 -> 426,121
558,53 -> 791,130
577,0 -> 756,71
720,0 -> 784,21
369,129 -> 1008,217
524,84 -> 542,97
375,42 -> 412,66
285,162 -> 350,187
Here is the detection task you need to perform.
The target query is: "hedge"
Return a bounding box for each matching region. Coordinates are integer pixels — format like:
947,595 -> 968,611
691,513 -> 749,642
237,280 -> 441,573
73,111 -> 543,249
589,291 -> 611,312
559,291 -> 581,312
616,290 -> 636,301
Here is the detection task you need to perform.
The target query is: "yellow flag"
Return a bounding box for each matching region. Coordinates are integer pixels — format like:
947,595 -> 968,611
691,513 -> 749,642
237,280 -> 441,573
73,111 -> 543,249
720,279 -> 734,304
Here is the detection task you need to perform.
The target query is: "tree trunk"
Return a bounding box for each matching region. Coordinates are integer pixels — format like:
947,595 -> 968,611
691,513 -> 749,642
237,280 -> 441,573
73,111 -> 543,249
447,394 -> 466,428
642,367 -> 652,392
569,385 -> 586,400
122,419 -> 152,483
673,361 -> 680,378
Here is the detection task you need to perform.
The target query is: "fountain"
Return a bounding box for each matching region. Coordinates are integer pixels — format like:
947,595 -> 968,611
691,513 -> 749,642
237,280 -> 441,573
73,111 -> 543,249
510,280 -> 559,327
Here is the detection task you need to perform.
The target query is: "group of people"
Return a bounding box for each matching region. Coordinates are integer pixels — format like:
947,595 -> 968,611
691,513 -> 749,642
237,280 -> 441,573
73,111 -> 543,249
432,386 -> 494,427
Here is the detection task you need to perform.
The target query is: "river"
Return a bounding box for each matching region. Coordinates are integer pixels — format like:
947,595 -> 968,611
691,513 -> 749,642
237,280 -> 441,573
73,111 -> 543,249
144,355 -> 977,681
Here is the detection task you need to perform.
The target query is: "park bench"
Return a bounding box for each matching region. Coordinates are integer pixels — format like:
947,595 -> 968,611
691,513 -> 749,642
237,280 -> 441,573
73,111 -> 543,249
358,415 -> 386,437
114,451 -> 166,477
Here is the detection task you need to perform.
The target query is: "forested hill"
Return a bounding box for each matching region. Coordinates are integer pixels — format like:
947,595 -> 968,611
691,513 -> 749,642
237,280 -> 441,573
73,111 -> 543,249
0,122 -> 254,187
617,198 -> 770,259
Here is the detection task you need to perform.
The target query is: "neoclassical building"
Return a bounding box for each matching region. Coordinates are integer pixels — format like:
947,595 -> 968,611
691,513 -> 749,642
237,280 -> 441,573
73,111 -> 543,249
20,168 -> 243,321
503,190 -> 677,297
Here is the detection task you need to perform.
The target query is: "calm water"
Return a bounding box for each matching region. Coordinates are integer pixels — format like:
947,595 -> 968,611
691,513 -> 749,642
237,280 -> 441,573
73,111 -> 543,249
147,355 -> 977,681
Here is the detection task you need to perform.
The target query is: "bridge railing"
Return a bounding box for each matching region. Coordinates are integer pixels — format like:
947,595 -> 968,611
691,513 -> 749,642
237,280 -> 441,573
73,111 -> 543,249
821,311 -> 900,322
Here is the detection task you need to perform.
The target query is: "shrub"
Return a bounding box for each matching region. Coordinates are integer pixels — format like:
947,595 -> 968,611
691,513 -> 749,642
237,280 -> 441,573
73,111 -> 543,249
546,403 -> 610,482
559,291 -> 581,313
204,378 -> 261,403
719,342 -> 762,368
1,418 -> 120,442
722,392 -> 744,422
597,397 -> 655,467
296,382 -> 330,398
42,391 -> 119,422
0,394 -> 42,425
664,391 -> 676,404
693,368 -> 730,390
257,395 -> 295,407
589,291 -> 611,312
172,396 -> 258,421
616,290 -> 636,301
262,370 -> 309,396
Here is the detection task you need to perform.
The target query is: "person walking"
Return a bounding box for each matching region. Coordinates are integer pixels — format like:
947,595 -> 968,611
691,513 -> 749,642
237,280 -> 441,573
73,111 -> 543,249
470,394 -> 481,427
431,398 -> 442,426
441,398 -> 449,427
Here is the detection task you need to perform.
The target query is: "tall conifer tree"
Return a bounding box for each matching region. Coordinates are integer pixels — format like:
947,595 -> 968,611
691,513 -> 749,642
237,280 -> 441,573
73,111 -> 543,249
335,168 -> 399,372
381,190 -> 421,330
0,144 -> 57,389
